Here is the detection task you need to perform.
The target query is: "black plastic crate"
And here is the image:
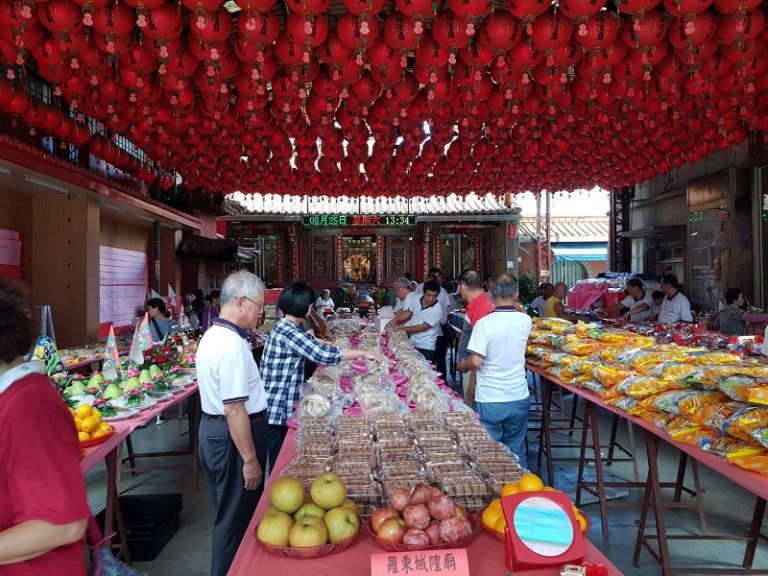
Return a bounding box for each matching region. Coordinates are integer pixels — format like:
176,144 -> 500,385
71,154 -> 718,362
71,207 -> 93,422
97,493 -> 183,561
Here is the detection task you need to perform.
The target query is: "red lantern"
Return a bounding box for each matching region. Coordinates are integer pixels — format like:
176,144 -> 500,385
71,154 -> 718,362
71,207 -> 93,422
38,0 -> 80,35
459,38 -> 494,66
668,12 -> 716,48
275,33 -> 307,66
284,0 -> 330,16
92,2 -> 135,36
447,0 -> 490,36
713,0 -> 760,14
394,0 -> 433,31
337,13 -> 380,49
623,9 -> 669,47
662,0 -> 713,17
238,10 -> 280,47
286,12 -> 329,49
507,0 -> 550,26
432,10 -> 472,60
315,32 -> 353,65
722,36 -> 765,62
383,12 -> 419,50
482,9 -> 522,55
558,0 -> 607,19
343,0 -> 386,16
716,9 -> 764,45
574,12 -> 620,50
142,5 -> 183,40
190,8 -> 232,43
416,36 -> 449,68
530,9 -> 574,51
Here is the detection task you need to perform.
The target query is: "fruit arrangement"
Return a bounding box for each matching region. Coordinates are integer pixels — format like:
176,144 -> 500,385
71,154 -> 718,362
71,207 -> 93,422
370,483 -> 477,551
70,403 -> 113,446
256,472 -> 361,559
480,474 -> 589,540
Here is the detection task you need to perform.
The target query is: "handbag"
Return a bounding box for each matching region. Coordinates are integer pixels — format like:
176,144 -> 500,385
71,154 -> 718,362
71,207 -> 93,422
88,516 -> 147,576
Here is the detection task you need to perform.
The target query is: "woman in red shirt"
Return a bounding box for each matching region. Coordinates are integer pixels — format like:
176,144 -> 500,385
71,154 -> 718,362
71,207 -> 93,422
0,278 -> 90,575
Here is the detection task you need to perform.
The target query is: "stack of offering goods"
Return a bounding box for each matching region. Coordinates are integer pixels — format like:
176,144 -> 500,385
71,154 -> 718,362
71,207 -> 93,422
527,320 -> 768,476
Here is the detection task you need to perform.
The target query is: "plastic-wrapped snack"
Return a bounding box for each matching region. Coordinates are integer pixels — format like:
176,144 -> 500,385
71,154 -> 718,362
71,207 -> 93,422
731,453 -> 768,475
648,362 -> 699,381
562,340 -> 601,357
639,390 -> 726,416
580,379 -> 616,399
748,427 -> 768,449
723,406 -> 768,438
297,393 -> 332,418
616,376 -> 692,399
717,376 -> 768,403
688,351 -> 742,365
700,431 -> 764,458
635,409 -> 679,429
593,364 -> 633,388
604,394 -> 639,412
569,360 -> 598,376
539,317 -> 575,333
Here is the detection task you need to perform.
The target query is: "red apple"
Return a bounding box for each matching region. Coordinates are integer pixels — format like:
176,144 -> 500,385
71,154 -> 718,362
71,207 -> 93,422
403,504 -> 431,530
427,495 -> 455,520
425,521 -> 442,545
371,508 -> 401,533
428,486 -> 443,499
408,483 -> 434,506
439,517 -> 472,544
390,488 -> 411,512
403,528 -> 430,547
453,504 -> 470,519
377,518 -> 407,543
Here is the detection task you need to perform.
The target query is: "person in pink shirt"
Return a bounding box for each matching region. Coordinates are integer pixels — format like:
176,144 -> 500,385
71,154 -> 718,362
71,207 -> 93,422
457,270 -> 495,407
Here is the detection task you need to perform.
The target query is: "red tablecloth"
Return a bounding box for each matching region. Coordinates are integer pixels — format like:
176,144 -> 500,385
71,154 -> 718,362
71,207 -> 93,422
527,365 -> 768,502
79,383 -> 198,474
228,429 -> 624,576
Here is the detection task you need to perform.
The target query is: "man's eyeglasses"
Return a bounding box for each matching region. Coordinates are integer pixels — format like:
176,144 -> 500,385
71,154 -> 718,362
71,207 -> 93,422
241,295 -> 263,309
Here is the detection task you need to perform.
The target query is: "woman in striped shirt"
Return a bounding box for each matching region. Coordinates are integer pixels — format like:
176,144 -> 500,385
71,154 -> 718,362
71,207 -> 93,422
718,288 -> 747,335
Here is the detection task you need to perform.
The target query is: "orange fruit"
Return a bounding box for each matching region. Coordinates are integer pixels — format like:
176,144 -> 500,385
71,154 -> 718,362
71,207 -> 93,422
78,431 -> 90,442
80,416 -> 99,434
518,474 -> 545,492
542,486 -> 557,492
501,483 -> 519,497
73,417 -> 83,432
68,407 -> 75,417
75,404 -> 92,419
482,506 -> 503,529
494,515 -> 507,534
91,429 -> 108,439
91,408 -> 102,421
487,498 -> 502,512
99,422 -> 113,433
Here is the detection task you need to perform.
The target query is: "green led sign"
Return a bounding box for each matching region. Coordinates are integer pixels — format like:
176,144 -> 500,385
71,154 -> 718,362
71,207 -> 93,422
689,207 -> 729,222
302,214 -> 416,227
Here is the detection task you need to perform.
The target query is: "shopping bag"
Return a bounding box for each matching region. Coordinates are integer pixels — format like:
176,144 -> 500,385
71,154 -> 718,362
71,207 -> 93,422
88,516 -> 147,576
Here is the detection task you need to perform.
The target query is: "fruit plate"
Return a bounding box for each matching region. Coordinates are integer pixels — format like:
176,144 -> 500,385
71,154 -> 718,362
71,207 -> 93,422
255,522 -> 362,559
80,429 -> 115,448
102,407 -> 140,422
368,514 -> 479,552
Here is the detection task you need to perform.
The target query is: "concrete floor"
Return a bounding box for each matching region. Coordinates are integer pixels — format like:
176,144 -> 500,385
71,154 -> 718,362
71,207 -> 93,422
84,389 -> 768,575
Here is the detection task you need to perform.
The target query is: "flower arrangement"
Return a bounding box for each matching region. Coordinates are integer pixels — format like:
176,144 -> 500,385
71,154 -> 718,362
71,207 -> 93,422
143,343 -> 177,370
370,286 -> 388,306
124,387 -> 145,408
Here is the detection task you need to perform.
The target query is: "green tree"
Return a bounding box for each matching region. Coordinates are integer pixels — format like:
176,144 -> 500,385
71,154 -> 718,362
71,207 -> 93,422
518,272 -> 537,305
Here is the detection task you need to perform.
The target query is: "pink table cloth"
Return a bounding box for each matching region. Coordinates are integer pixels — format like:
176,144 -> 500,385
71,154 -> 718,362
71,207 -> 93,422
228,429 -> 624,576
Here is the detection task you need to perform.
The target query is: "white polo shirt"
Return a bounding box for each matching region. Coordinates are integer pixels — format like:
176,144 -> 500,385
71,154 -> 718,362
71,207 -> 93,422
658,291 -> 693,324
415,283 -> 450,323
620,291 -> 655,321
196,320 -> 267,416
404,293 -> 444,351
467,307 -> 532,403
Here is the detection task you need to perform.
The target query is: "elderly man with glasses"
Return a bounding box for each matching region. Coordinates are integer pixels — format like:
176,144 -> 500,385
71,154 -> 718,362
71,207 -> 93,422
196,270 -> 269,576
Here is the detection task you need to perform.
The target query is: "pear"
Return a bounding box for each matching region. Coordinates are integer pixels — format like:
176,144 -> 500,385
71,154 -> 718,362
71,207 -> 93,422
138,369 -> 153,385
103,382 -> 123,400
122,376 -> 141,391
88,374 -> 104,388
64,380 -> 88,397
149,364 -> 162,378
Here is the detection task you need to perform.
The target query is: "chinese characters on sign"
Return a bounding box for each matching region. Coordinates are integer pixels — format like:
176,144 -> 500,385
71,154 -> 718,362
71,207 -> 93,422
372,549 -> 469,576
688,207 -> 729,222
302,214 -> 416,227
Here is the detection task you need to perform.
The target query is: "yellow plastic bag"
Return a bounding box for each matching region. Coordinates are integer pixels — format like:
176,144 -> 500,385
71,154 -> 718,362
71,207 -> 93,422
593,364 -> 633,389
616,376 -> 692,399
639,390 -> 727,416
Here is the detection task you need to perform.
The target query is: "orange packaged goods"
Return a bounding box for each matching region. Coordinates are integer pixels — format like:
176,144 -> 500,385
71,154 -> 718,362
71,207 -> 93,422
717,376 -> 768,404
730,453 -> 768,476
672,426 -> 765,458
593,364 -> 632,389
616,376 -> 692,399
689,402 -> 746,430
723,406 -> 768,439
539,318 -> 574,334
688,351 -> 742,365
634,409 -> 679,429
638,390 -> 727,416
562,341 -> 601,357
605,395 -> 639,412
649,362 -> 700,381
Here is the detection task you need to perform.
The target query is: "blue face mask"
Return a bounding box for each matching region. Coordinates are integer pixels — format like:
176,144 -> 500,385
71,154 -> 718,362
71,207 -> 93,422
513,497 -> 574,557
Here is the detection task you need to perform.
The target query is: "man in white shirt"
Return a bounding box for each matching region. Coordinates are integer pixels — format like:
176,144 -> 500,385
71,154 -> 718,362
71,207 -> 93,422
658,273 -> 693,324
196,270 -> 269,576
416,268 -> 451,378
458,274 -> 533,469
529,283 -> 553,317
618,278 -> 655,321
392,277 -> 412,313
390,280 -> 445,362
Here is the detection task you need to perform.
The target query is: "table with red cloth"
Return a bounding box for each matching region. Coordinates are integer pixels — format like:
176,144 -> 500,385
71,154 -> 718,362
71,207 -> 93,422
80,382 -> 200,561
228,429 -> 624,576
527,364 -> 768,576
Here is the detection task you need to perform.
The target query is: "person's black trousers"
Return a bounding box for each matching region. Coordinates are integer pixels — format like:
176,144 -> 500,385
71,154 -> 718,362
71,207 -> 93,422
434,334 -> 447,381
266,423 -> 289,475
199,411 -> 268,576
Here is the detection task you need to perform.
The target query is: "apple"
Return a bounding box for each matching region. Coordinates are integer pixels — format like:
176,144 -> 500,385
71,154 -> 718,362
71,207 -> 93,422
408,483 -> 433,506
371,508 -> 401,533
427,495 -> 455,520
439,517 -> 472,544
425,521 -> 442,545
294,502 -> 326,521
288,516 -> 328,548
377,518 -> 407,543
324,506 -> 360,543
453,504 -> 470,519
403,528 -> 430,547
310,472 -> 347,510
403,504 -> 430,530
340,498 -> 359,515
270,476 -> 305,514
257,510 -> 294,547
390,488 -> 411,511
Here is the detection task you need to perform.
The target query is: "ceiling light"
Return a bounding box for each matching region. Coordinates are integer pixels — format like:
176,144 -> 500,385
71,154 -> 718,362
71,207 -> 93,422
223,0 -> 241,12
24,175 -> 68,195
